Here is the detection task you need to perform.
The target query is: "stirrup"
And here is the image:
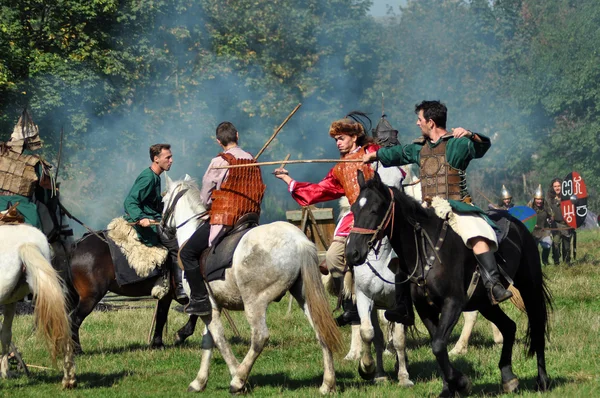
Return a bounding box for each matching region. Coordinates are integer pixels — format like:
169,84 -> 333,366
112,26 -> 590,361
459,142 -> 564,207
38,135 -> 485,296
489,284 -> 513,305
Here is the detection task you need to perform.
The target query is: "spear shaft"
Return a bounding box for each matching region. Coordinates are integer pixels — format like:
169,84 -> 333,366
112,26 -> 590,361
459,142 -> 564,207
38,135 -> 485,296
255,103 -> 302,160
211,158 -> 364,170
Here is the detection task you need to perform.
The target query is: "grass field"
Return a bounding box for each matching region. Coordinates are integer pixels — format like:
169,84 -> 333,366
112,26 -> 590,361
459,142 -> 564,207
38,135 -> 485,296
3,230 -> 600,397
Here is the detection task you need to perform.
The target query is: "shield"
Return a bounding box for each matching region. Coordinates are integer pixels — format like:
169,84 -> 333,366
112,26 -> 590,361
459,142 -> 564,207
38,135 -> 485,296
560,171 -> 588,229
509,205 -> 537,233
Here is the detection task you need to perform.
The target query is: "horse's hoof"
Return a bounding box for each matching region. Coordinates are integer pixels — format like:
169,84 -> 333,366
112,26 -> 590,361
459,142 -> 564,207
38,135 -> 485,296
456,374 -> 472,395
319,383 -> 336,395
503,377 -> 519,393
174,334 -> 188,346
374,375 -> 389,384
535,376 -> 550,392
358,361 -> 375,381
62,379 -> 77,389
398,377 -> 414,388
229,377 -> 248,395
150,342 -> 165,350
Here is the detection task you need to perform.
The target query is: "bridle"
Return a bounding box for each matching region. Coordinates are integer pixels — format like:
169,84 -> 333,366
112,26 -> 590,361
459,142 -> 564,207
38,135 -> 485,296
161,186 -> 208,231
349,187 -> 395,255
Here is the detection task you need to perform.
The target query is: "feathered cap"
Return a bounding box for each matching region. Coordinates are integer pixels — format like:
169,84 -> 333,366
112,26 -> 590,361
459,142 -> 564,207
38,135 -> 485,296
534,184 -> 544,199
501,185 -> 512,200
329,111 -> 371,138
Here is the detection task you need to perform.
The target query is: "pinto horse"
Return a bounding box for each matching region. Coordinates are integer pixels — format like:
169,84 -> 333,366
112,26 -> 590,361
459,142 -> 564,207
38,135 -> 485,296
162,175 -> 342,394
345,171 -> 552,397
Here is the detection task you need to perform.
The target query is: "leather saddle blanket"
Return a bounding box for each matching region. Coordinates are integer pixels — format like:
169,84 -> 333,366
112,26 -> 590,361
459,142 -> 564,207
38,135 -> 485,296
100,231 -> 163,286
105,217 -> 168,286
199,213 -> 259,283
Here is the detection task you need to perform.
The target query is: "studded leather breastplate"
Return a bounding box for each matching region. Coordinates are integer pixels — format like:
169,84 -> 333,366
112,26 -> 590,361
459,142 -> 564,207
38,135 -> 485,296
419,140 -> 468,202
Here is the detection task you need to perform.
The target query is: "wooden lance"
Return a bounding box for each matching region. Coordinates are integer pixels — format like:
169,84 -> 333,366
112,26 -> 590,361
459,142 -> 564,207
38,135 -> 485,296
255,103 -> 302,160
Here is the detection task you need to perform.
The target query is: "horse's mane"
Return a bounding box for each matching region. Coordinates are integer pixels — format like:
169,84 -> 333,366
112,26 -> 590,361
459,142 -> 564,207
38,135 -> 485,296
168,178 -> 206,212
364,177 -> 436,224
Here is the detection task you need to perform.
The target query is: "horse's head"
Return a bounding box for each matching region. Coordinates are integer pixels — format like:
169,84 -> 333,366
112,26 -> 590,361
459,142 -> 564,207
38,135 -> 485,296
162,174 -> 207,240
346,170 -> 394,266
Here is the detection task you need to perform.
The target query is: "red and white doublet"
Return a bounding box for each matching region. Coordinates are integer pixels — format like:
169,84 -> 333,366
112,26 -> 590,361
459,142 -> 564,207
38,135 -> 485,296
287,144 -> 380,237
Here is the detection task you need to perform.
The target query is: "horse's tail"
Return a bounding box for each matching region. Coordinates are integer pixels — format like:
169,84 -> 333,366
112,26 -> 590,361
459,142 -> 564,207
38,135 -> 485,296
19,243 -> 72,363
299,240 -> 343,354
515,226 -> 553,358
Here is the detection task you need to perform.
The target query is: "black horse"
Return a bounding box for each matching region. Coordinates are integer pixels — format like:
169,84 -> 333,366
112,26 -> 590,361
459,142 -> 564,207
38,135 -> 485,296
69,234 -> 199,354
345,171 -> 551,397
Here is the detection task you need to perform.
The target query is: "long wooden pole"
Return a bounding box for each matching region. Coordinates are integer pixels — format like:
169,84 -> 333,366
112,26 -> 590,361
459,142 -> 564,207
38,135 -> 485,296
255,103 -> 302,160
212,158 -> 363,170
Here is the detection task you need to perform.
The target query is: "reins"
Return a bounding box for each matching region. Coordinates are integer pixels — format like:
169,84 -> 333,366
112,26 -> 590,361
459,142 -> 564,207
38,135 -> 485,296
350,187 -> 395,256
161,187 -> 207,231
350,186 -> 449,299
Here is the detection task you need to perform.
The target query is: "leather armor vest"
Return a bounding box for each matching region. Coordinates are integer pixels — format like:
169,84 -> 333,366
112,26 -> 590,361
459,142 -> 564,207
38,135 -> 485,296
332,147 -> 375,205
419,139 -> 468,202
0,150 -> 41,197
210,153 -> 266,226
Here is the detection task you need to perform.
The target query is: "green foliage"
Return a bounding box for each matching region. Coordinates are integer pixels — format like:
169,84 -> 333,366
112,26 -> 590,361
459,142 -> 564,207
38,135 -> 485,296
0,0 -> 599,225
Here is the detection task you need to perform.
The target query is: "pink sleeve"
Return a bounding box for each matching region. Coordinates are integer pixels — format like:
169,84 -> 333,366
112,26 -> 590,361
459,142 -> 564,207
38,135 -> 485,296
289,169 -> 345,206
200,157 -> 228,208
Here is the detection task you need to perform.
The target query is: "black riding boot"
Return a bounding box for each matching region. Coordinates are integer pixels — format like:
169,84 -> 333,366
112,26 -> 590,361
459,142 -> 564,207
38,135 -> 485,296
335,298 -> 360,327
475,251 -> 513,305
183,267 -> 212,316
172,264 -> 189,305
384,274 -> 414,326
158,224 -> 188,304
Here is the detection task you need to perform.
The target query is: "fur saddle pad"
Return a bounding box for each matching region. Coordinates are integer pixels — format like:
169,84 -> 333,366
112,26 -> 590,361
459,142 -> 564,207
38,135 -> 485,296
200,221 -> 257,283
107,217 -> 167,280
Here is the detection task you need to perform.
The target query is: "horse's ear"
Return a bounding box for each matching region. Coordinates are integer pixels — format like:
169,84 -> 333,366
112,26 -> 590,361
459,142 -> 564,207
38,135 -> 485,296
372,169 -> 382,185
165,173 -> 173,190
184,174 -> 192,181
357,170 -> 366,189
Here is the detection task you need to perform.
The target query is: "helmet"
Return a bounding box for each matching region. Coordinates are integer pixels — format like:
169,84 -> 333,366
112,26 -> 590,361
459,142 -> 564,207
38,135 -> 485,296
533,184 -> 544,199
7,108 -> 41,152
372,114 -> 400,147
501,185 -> 512,200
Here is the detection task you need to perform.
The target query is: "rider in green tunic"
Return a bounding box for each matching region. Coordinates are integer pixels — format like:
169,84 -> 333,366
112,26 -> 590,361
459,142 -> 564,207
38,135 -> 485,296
363,100 -> 512,325
123,144 -> 187,303
124,166 -> 164,246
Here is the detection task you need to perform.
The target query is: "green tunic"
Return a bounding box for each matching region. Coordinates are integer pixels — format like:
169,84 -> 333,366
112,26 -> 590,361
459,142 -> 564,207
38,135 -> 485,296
123,167 -> 163,246
377,133 -> 495,223
0,161 -> 49,229
0,195 -> 40,228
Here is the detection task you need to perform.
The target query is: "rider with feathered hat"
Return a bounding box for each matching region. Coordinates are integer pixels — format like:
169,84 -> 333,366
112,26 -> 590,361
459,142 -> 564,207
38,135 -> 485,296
274,112 -> 385,327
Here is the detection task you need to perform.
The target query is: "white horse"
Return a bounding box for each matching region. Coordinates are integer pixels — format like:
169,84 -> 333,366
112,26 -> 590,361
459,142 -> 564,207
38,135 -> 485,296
0,223 -> 75,388
162,175 -> 342,394
322,163 -> 413,386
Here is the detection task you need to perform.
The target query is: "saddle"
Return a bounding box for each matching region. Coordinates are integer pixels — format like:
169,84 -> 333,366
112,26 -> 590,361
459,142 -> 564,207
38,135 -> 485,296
485,209 -> 512,245
199,213 -> 259,283
0,202 -> 25,225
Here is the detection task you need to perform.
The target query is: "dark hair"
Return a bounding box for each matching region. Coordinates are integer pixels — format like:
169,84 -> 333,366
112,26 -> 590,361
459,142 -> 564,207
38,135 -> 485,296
415,100 -> 447,129
149,143 -> 171,161
547,177 -> 562,199
216,121 -> 238,146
